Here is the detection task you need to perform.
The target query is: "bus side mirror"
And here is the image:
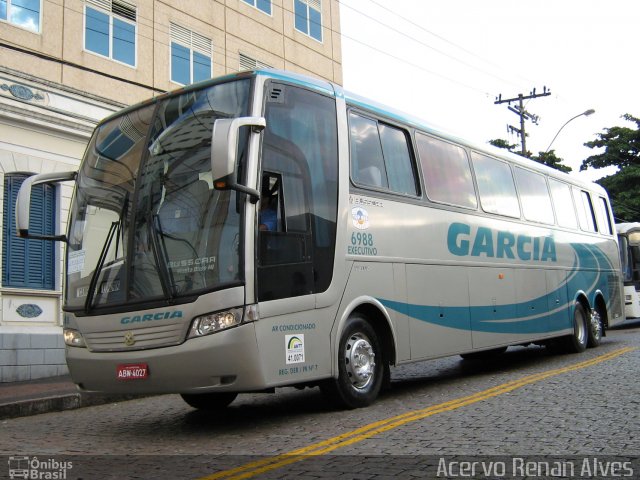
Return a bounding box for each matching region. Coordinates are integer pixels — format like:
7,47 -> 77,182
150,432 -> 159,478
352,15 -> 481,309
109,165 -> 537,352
16,171 -> 77,242
211,116 -> 266,202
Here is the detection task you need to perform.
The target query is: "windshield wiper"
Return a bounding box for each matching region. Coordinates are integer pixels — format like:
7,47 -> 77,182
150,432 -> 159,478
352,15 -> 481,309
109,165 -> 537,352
84,220 -> 120,313
148,213 -> 177,301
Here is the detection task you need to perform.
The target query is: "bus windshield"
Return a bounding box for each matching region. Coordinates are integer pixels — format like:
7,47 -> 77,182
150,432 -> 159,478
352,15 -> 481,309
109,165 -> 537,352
65,79 -> 251,311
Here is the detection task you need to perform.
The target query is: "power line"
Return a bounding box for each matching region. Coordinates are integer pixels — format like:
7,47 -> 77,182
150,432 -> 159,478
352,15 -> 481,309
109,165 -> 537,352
337,0 -> 523,91
361,0 -> 536,90
495,87 -> 552,156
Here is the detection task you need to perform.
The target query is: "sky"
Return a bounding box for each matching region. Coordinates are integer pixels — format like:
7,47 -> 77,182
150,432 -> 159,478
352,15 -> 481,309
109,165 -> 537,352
339,0 -> 640,182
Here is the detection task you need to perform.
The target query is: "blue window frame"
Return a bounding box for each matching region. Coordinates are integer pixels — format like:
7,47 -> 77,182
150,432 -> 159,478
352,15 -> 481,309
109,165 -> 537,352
0,0 -> 41,33
170,23 -> 212,85
294,0 -> 322,42
242,0 -> 271,15
2,174 -> 56,290
84,0 -> 136,67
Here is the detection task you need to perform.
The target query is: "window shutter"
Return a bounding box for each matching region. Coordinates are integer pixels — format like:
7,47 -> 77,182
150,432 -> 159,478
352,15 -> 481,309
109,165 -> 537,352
239,53 -> 272,71
87,0 -> 136,21
112,0 -> 136,22
171,23 -> 211,56
2,175 -> 55,290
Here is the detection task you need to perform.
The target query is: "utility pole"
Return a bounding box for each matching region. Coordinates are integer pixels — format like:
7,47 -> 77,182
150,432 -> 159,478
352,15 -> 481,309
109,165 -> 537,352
494,87 -> 551,156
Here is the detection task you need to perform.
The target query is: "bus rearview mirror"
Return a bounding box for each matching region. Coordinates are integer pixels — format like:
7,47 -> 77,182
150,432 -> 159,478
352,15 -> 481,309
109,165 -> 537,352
16,171 -> 77,242
211,116 -> 266,202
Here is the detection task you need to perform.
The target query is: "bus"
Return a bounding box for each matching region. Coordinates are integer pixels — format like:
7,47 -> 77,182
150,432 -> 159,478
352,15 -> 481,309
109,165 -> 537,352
616,223 -> 640,318
16,69 -> 624,410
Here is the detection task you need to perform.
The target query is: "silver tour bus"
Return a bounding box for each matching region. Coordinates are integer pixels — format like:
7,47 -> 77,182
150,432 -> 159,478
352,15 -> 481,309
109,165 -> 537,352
16,70 -> 624,410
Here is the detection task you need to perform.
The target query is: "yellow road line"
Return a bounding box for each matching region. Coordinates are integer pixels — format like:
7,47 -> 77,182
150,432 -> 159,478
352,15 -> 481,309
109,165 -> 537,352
200,346 -> 635,480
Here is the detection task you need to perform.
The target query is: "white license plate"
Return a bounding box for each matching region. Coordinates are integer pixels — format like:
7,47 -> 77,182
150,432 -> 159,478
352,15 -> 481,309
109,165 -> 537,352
116,363 -> 149,380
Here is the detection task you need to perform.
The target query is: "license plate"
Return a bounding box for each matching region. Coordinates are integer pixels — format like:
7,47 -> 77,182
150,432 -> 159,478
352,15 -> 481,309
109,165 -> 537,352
116,363 -> 149,380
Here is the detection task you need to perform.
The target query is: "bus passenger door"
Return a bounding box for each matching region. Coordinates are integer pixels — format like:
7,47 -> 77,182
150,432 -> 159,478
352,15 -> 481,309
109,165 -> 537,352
252,81 -> 339,386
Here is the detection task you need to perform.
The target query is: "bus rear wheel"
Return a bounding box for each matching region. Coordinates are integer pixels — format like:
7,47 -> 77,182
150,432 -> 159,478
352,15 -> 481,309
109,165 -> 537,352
587,307 -> 603,348
180,392 -> 238,410
561,303 -> 589,353
321,314 -> 384,409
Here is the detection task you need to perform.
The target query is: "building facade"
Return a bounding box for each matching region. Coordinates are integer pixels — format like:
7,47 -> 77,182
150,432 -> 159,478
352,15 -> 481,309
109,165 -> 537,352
0,0 -> 342,382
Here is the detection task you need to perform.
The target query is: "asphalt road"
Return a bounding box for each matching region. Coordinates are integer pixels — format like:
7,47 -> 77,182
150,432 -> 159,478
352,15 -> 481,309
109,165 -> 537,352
1,320 -> 639,479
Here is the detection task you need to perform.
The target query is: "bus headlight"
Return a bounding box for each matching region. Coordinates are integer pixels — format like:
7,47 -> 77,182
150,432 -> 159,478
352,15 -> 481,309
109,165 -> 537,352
63,328 -> 86,348
188,307 -> 245,338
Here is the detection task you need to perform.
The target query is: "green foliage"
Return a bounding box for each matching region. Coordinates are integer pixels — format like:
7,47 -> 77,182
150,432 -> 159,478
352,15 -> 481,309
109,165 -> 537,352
581,114 -> 640,222
581,114 -> 640,170
533,150 -> 572,173
488,139 -> 572,173
596,166 -> 640,222
489,138 -> 517,151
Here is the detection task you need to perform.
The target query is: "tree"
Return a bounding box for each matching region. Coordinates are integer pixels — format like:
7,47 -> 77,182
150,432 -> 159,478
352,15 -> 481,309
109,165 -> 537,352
533,150 -> 572,173
488,139 -> 572,173
488,139 -> 517,152
581,114 -> 640,222
581,114 -> 640,170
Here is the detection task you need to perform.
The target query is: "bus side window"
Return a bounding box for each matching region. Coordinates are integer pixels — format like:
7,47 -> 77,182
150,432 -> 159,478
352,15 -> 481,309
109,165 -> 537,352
348,111 -> 418,195
595,196 -> 614,235
574,188 -> 597,232
416,133 -> 477,209
349,113 -> 387,188
549,178 -> 578,229
514,167 -> 554,224
259,173 -> 282,232
471,152 -> 520,218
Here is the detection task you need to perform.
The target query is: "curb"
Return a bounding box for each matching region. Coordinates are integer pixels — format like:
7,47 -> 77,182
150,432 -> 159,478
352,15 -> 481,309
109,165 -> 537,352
0,392 -> 147,421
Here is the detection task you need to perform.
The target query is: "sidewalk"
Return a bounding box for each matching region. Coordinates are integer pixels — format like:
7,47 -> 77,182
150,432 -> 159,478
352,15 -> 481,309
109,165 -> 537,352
0,375 -> 143,420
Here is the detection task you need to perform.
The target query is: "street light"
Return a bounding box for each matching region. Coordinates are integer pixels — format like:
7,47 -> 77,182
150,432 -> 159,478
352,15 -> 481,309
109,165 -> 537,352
544,109 -> 595,153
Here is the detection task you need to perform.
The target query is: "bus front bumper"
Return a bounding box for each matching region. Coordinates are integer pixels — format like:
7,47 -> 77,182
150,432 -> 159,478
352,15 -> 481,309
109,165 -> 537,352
66,323 -> 265,395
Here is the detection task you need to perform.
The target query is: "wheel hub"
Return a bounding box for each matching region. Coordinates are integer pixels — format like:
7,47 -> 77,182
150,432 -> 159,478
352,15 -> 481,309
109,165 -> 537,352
590,310 -> 603,339
346,334 -> 376,389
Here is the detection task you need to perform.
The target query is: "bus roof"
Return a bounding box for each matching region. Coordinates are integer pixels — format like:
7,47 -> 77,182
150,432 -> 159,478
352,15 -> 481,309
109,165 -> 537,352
616,223 -> 640,235
98,69 -> 606,195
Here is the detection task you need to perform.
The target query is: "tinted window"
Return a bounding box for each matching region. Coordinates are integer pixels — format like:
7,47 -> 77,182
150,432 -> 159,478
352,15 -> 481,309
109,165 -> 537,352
350,113 -> 387,188
515,167 -> 554,224
595,196 -> 613,235
471,152 -> 520,218
549,179 -> 578,228
349,112 -> 417,196
574,188 -> 597,232
258,83 -> 338,300
416,133 -> 476,209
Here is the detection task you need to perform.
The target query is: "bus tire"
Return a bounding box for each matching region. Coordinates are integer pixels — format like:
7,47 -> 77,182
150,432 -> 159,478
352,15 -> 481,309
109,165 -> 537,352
562,302 -> 589,353
180,392 -> 238,410
321,314 -> 383,409
587,306 -> 603,348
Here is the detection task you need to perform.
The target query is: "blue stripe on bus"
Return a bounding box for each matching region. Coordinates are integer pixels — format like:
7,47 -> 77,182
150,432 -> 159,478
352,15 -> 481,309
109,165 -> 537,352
378,243 -> 613,335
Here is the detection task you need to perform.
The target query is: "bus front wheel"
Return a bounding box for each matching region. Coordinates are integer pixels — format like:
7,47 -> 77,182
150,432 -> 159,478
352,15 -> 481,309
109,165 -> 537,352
321,314 -> 384,409
562,303 -> 589,353
180,392 -> 238,410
